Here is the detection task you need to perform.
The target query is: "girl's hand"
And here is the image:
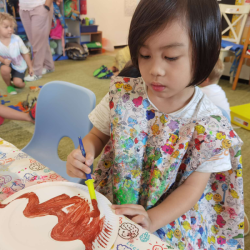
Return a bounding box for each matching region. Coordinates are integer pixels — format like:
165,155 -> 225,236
66,148 -> 94,179
29,67 -> 34,76
3,59 -> 11,66
112,204 -> 154,232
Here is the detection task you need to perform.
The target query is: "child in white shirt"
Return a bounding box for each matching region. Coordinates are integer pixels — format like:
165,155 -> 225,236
200,59 -> 230,120
0,13 -> 33,95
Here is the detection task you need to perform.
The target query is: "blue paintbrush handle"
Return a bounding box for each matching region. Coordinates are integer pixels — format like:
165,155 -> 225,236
78,136 -> 92,180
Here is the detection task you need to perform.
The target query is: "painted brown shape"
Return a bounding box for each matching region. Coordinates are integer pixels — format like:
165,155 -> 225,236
0,192 -> 113,250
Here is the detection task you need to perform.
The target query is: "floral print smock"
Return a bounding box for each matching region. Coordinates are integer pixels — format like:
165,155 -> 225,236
92,77 -> 244,250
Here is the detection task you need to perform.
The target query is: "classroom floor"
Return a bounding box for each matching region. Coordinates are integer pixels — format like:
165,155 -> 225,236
0,50 -> 249,247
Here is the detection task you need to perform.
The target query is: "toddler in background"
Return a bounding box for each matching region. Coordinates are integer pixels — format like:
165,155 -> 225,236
200,59 -> 231,120
0,12 -> 33,95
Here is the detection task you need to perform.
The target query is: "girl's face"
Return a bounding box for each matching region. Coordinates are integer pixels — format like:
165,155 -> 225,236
138,20 -> 193,102
0,20 -> 14,38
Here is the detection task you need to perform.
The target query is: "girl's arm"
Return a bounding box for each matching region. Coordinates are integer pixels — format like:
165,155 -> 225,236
113,171 -> 210,233
82,127 -> 110,160
66,127 -> 110,178
22,53 -> 33,76
0,105 -> 34,123
147,171 -> 210,232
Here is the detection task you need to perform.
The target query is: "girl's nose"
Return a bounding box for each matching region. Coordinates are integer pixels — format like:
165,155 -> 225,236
149,60 -> 165,77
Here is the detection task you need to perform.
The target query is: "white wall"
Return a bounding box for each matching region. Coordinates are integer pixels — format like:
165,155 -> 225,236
81,0 -> 136,46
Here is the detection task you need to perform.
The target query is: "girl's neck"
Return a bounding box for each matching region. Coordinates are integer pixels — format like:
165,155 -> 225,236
147,86 -> 195,114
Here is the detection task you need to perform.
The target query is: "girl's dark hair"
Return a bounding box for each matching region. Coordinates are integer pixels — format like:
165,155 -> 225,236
118,60 -> 141,78
128,0 -> 221,86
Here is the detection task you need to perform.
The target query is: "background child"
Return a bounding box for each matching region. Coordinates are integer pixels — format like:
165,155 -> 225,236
66,0 -> 244,249
200,59 -> 231,120
0,12 -> 33,95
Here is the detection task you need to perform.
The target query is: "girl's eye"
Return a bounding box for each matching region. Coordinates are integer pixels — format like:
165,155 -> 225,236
165,57 -> 178,61
140,54 -> 150,59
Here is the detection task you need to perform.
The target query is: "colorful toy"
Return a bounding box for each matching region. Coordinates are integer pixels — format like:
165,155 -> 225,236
230,103 -> 250,130
64,0 -> 80,21
50,40 -> 58,55
97,70 -> 114,79
93,65 -> 107,77
29,86 -> 41,92
1,100 -> 10,105
22,94 -> 30,109
29,103 -> 36,121
8,95 -> 37,113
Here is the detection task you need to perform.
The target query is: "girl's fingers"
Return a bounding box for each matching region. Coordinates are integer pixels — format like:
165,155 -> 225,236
67,165 -> 86,179
131,214 -> 149,229
114,207 -> 147,217
73,158 -> 91,174
72,149 -> 86,163
112,204 -> 145,210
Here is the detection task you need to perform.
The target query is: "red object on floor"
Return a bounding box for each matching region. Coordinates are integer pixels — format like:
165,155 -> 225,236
29,103 -> 36,121
80,0 -> 87,15
0,116 -> 4,125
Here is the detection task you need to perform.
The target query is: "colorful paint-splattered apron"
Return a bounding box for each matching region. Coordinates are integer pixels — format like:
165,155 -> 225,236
93,77 -> 244,250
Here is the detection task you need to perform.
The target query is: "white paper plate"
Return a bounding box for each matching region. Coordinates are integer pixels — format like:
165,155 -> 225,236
0,182 -> 119,250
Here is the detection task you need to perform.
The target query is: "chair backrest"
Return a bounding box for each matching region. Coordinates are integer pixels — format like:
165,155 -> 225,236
219,4 -> 250,44
22,81 -> 96,183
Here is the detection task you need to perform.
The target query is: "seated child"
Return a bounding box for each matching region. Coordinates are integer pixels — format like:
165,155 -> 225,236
200,59 -> 231,120
67,0 -> 245,248
111,45 -> 131,74
0,13 -> 33,95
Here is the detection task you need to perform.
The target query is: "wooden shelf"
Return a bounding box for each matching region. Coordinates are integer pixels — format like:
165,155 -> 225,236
81,31 -> 102,54
81,31 -> 102,35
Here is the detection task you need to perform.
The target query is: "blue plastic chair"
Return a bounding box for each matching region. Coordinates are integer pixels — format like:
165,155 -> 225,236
22,81 -> 96,183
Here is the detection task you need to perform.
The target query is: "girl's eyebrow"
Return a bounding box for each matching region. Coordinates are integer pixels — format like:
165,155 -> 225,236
141,42 -> 185,50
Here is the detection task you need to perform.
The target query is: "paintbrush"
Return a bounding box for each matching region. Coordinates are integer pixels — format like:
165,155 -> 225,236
78,137 -> 97,201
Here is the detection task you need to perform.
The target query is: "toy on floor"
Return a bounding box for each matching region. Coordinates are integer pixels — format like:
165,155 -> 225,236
230,103 -> 250,130
29,102 -> 36,121
93,65 -> 107,77
29,86 -> 41,92
22,94 -> 30,109
97,70 -> 114,79
1,100 -> 10,105
8,94 -> 37,113
93,65 -> 114,79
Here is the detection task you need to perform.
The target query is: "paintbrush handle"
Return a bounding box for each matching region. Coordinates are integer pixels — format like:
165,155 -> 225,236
85,179 -> 96,200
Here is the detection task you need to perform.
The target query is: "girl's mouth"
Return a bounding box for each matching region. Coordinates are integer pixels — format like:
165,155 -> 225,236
151,82 -> 166,92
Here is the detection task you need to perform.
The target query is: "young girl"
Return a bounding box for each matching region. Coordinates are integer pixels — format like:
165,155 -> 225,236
0,13 -> 33,94
66,0 -> 244,249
